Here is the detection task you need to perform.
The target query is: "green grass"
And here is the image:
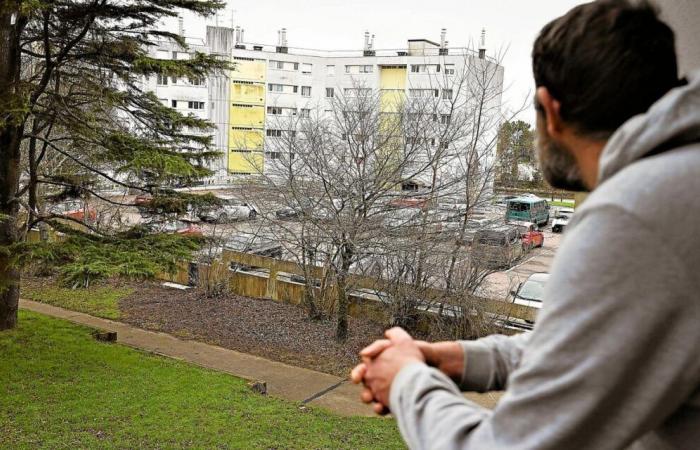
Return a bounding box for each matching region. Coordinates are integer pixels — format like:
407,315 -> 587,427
21,282 -> 132,320
549,200 -> 575,209
0,311 -> 403,449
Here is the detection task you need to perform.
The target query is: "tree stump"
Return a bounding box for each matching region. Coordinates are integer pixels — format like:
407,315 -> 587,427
248,380 -> 267,395
92,331 -> 117,342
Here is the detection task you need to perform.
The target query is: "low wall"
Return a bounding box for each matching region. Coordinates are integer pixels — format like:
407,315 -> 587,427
164,250 -> 537,324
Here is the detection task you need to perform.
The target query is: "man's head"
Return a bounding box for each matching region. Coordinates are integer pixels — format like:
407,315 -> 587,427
532,0 -> 679,191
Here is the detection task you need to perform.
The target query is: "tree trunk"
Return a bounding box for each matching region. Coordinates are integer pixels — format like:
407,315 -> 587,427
0,8 -> 25,330
335,242 -> 354,342
335,274 -> 348,341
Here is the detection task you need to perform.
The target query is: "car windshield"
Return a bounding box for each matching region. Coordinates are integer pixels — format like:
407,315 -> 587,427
517,279 -> 547,302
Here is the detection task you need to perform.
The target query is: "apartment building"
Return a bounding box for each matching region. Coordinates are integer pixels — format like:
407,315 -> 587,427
148,26 -> 504,184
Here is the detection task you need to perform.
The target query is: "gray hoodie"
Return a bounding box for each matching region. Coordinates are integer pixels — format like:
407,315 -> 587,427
390,71 -> 700,450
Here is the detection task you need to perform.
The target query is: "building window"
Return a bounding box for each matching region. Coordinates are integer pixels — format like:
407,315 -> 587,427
408,89 -> 439,98
326,87 -> 334,98
442,89 -> 453,100
188,101 -> 205,110
440,114 -> 451,125
266,129 -> 283,137
266,152 -> 282,160
300,108 -> 311,118
301,86 -> 312,97
171,76 -> 178,84
189,77 -> 204,86
302,63 -> 312,75
267,106 -> 282,115
157,74 -> 168,85
171,100 -> 178,108
345,65 -> 374,74
410,64 -> 440,73
327,65 -> 335,76
445,64 -> 455,75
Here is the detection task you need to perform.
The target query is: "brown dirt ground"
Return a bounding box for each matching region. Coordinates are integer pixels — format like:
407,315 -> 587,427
118,281 -> 388,377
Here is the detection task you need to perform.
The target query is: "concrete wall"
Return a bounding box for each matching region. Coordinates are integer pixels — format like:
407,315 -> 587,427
656,0 -> 700,75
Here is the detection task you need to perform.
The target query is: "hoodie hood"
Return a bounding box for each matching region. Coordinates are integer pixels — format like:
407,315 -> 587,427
598,70 -> 700,184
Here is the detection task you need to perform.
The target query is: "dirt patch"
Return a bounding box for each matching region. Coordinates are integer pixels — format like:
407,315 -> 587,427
119,282 -> 387,377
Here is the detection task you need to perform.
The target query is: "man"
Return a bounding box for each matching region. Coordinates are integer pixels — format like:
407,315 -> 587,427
352,1 -> 700,448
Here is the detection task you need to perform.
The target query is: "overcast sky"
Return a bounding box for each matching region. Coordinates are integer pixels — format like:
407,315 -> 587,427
173,0 -> 587,125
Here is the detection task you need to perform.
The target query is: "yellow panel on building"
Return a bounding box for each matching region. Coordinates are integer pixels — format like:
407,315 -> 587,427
380,90 -> 406,113
231,82 -> 265,104
229,128 -> 264,150
228,150 -> 264,175
380,66 -> 407,90
230,105 -> 265,128
231,58 -> 267,82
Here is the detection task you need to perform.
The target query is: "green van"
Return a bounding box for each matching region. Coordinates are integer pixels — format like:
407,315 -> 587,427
505,196 -> 550,227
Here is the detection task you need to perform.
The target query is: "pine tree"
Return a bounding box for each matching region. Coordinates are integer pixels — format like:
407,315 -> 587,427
0,0 -> 228,329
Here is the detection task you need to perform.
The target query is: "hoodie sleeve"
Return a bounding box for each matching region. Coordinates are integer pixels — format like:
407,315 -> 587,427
390,206 -> 696,450
458,332 -> 531,392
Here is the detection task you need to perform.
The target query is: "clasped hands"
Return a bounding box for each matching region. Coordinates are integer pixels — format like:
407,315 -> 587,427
350,327 -> 464,415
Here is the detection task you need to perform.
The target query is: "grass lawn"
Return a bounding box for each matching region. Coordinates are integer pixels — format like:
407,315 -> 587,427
21,281 -> 132,320
549,200 -> 576,209
0,311 -> 404,449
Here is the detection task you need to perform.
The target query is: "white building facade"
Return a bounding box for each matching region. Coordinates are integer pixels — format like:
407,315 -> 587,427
146,26 -> 504,186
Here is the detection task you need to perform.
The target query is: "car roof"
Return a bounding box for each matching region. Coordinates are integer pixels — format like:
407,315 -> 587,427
526,273 -> 550,283
509,196 -> 545,204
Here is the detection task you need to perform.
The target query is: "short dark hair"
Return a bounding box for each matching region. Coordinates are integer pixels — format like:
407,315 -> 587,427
532,0 -> 679,138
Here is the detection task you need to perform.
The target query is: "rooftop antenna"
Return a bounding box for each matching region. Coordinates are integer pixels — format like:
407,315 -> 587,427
479,28 -> 486,59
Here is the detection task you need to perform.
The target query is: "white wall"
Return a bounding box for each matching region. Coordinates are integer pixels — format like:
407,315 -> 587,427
656,0 -> 700,75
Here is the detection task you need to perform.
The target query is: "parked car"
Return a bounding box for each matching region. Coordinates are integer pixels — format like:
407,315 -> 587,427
199,196 -> 257,222
505,196 -> 550,227
552,207 -> 575,233
470,226 -> 524,269
50,200 -> 97,222
513,221 -> 545,250
512,272 -> 550,310
146,219 -> 203,237
275,198 -> 314,220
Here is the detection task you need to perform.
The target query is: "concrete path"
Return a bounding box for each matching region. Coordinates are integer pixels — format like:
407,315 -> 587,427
19,299 -> 500,416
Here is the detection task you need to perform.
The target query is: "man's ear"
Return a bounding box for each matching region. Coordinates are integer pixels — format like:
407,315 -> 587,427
536,87 -> 564,138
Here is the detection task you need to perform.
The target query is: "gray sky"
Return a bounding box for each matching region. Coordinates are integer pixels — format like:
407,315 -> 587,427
174,0 -> 587,125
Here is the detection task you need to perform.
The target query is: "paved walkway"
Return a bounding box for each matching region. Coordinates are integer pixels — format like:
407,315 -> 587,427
20,299 -> 501,416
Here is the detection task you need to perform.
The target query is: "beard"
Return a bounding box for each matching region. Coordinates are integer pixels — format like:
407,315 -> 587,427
536,116 -> 588,192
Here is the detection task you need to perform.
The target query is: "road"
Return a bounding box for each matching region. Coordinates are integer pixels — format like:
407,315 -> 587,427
479,229 -> 562,300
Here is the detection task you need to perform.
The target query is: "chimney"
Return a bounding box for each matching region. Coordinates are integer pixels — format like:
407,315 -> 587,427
478,28 -> 486,59
240,28 -> 245,42
363,31 -> 376,56
439,28 -> 449,55
276,27 -> 288,53
178,16 -> 185,37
